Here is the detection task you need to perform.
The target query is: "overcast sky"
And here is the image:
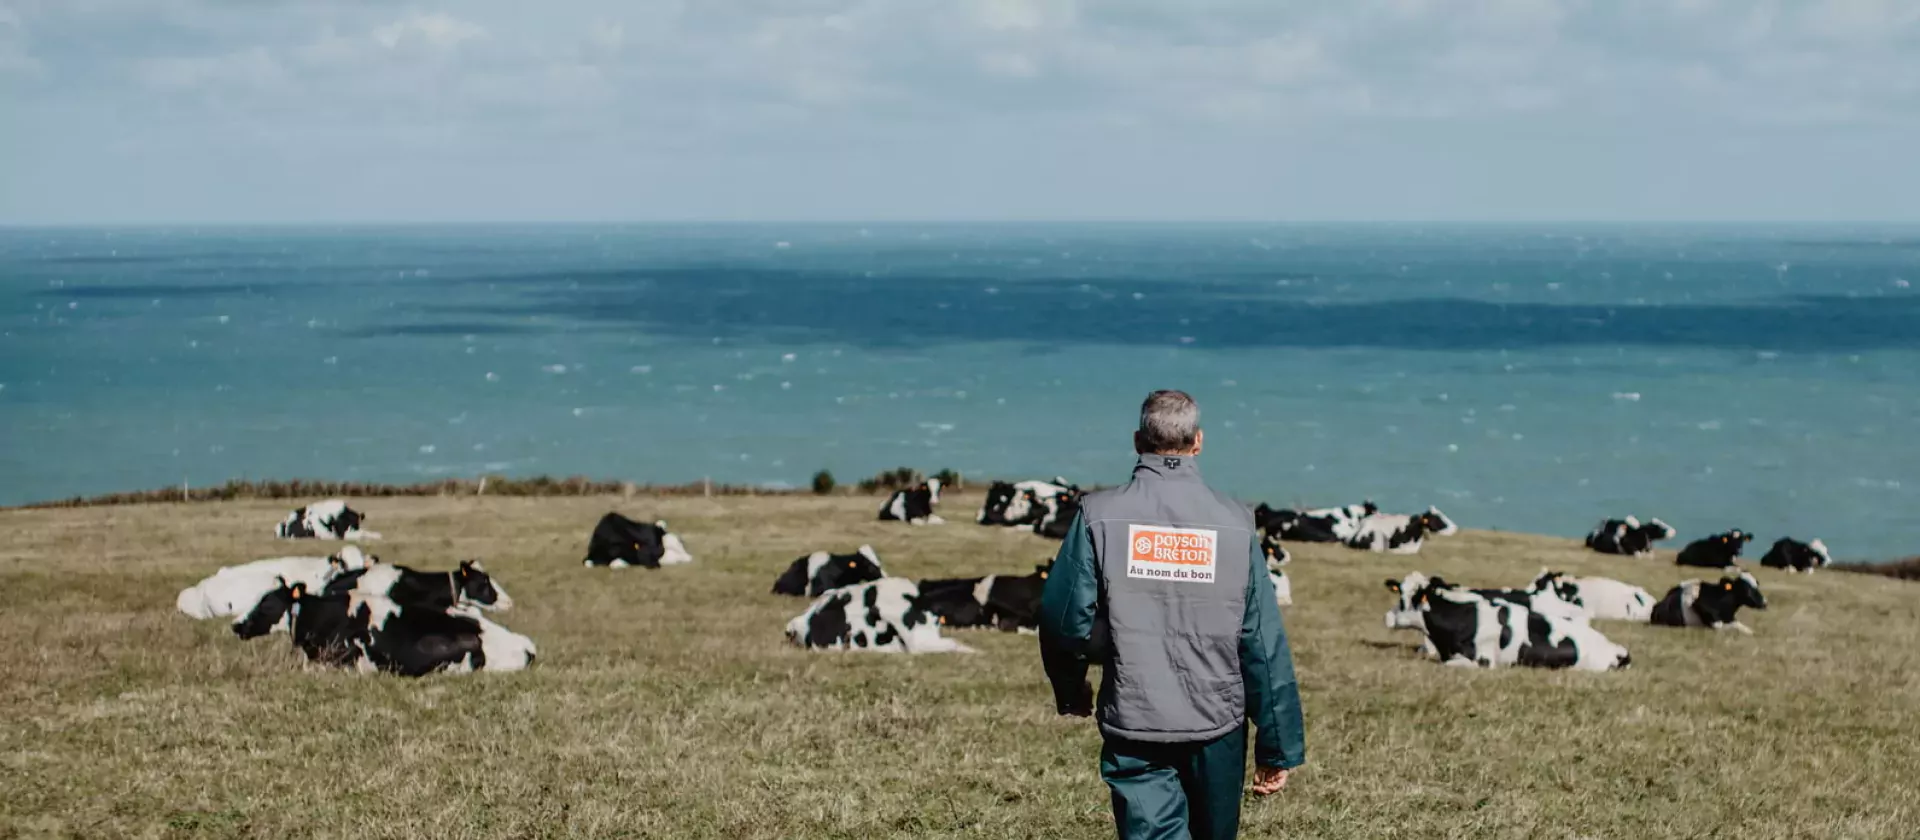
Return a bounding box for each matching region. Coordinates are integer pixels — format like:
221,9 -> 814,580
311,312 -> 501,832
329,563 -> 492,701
1,0 -> 1916,223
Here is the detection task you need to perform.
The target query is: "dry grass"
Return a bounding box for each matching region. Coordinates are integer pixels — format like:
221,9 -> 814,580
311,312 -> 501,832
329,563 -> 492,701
3,494 -> 1917,839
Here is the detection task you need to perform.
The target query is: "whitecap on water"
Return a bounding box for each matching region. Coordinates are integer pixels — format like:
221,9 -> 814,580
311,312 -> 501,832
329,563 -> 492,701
631,365 -> 651,374
775,241 -> 791,249
572,408 -> 586,417
781,353 -> 796,362
1697,420 -> 1722,431
485,372 -> 499,382
1612,392 -> 1641,401
1179,337 -> 1196,344
543,364 -> 568,374
780,382 -> 792,389
419,444 -> 436,454
217,315 -> 229,324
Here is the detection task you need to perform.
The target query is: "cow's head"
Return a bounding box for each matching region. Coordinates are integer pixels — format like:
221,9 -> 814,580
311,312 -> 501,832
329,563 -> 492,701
924,478 -> 943,504
455,560 -> 512,611
1716,530 -> 1754,553
1723,570 -> 1767,610
1422,507 -> 1458,536
823,545 -> 885,591
1529,569 -> 1583,605
234,578 -> 302,639
1383,572 -> 1434,629
1642,518 -> 1677,540
1361,499 -> 1381,517
1261,532 -> 1290,566
1806,539 -> 1831,568
655,520 -> 694,565
327,545 -> 372,576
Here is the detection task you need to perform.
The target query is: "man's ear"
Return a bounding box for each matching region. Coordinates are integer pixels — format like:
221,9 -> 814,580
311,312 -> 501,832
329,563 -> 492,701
1191,429 -> 1204,456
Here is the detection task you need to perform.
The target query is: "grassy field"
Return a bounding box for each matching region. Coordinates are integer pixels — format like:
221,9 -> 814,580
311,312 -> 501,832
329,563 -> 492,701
3,493 -> 1917,839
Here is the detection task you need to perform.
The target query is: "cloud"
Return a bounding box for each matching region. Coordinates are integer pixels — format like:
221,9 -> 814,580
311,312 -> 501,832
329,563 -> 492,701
370,12 -> 485,52
0,6 -> 43,77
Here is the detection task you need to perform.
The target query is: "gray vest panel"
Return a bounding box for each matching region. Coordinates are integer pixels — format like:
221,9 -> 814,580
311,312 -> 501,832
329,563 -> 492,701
1082,456 -> 1253,743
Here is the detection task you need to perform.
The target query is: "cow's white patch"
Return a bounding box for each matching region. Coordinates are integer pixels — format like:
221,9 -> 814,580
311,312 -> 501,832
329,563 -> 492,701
1125,525 -> 1218,584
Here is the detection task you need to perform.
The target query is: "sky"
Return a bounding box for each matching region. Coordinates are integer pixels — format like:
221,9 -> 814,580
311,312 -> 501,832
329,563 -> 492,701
1,0 -> 1917,224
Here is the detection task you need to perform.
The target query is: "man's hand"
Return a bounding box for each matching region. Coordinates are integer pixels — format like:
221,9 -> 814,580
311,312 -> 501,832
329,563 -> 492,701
1250,765 -> 1290,796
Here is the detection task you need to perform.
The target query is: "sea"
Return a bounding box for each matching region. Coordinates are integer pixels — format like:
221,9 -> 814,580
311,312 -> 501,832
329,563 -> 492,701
1,224 -> 1915,561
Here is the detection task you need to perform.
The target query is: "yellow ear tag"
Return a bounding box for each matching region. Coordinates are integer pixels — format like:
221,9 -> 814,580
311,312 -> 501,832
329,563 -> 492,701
1041,571 -> 1048,579
1723,582 -> 1734,590
848,561 -> 857,568
290,587 -> 302,600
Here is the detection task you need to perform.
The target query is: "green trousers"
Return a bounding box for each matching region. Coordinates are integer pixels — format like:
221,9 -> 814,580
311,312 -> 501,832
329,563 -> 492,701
1100,725 -> 1248,840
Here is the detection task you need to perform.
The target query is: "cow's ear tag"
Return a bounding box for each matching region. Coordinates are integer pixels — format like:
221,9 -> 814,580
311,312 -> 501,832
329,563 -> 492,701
1040,571 -> 1048,579
1723,582 -> 1734,590
848,561 -> 857,568
290,585 -> 303,600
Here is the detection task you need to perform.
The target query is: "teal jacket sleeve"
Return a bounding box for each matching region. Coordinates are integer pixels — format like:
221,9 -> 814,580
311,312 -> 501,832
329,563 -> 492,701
1241,533 -> 1306,768
1038,511 -> 1099,716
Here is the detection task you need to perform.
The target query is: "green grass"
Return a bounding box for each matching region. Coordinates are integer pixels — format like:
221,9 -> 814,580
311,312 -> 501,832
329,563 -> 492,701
3,494 -> 1917,839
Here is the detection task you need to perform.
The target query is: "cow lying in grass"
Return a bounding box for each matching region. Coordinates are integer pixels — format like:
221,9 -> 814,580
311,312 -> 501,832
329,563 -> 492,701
176,546 -> 371,623
772,546 -> 885,597
1760,538 -> 1831,574
325,559 -> 513,612
1529,570 -> 1656,622
916,564 -> 1049,632
1586,516 -> 1676,557
1650,570 -> 1768,634
977,478 -> 1074,527
275,500 -> 381,541
1346,508 -> 1458,554
1382,571 -> 1587,630
1253,500 -> 1376,543
582,513 -> 694,568
234,580 -> 536,675
879,479 -> 944,525
1676,530 -> 1755,568
1417,584 -> 1632,671
784,578 -> 975,653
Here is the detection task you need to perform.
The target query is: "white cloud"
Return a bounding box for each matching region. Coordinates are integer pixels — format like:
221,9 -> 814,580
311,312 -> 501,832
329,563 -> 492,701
371,12 -> 486,52
0,6 -> 43,77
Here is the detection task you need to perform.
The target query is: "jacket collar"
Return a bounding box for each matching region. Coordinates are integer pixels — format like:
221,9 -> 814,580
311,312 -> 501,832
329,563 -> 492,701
1133,453 -> 1203,482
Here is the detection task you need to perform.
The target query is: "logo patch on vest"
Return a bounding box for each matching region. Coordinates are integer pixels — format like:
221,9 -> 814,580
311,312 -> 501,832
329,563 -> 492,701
1126,524 -> 1218,583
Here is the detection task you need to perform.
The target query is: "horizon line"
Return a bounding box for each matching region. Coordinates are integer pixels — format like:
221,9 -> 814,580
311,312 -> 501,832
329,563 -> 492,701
5,218 -> 1920,229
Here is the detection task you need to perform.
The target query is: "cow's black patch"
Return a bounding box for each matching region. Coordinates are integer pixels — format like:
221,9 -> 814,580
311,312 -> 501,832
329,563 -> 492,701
583,513 -> 667,568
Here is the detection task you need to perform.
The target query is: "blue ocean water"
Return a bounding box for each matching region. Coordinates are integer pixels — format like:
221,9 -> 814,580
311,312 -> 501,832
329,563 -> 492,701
1,224 -> 1915,560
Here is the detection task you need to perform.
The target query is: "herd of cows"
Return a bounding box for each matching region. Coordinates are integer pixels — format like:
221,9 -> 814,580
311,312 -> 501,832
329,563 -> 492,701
168,483 -> 1833,676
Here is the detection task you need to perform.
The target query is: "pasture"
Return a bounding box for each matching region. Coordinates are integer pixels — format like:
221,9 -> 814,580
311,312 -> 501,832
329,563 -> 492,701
3,493 -> 1917,839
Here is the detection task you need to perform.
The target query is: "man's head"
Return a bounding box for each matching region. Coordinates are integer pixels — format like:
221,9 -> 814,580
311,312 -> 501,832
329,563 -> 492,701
1135,390 -> 1203,455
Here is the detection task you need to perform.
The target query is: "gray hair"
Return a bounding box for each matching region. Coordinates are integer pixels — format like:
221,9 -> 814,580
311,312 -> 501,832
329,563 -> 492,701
1137,390 -> 1199,453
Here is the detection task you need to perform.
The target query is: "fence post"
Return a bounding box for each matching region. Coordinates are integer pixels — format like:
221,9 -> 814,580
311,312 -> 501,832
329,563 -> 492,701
704,477 -> 711,498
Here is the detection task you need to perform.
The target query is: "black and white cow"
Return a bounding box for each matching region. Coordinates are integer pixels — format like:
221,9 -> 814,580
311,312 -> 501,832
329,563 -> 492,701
275,500 -> 381,541
784,578 -> 975,653
1760,538 -> 1831,574
1585,516 -> 1677,557
1528,570 -> 1656,622
1382,572 -> 1587,630
1033,490 -> 1084,540
1650,570 -> 1768,634
1345,508 -> 1457,555
772,546 -> 885,597
233,581 -> 537,675
177,546 -> 372,622
1417,586 -> 1631,671
977,478 -> 1073,527
916,563 -> 1050,632
879,479 -> 944,525
582,513 -> 694,568
325,560 -> 513,612
1260,533 -> 1293,607
1675,530 -> 1754,568
1253,500 -> 1377,543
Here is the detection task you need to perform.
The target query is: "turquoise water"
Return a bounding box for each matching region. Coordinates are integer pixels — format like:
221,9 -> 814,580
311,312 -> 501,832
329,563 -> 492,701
2,224 -> 1915,560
